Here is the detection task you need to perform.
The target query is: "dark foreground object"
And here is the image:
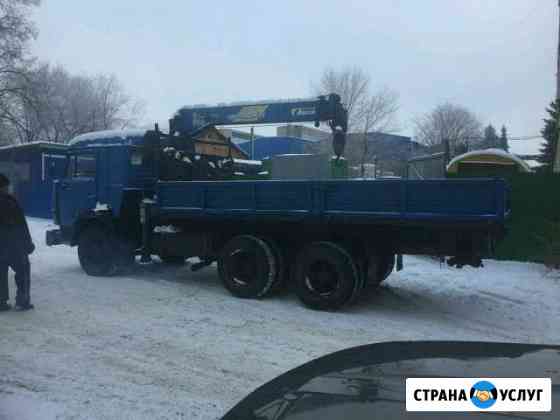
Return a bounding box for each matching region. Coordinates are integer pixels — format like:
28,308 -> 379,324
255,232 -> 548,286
222,341 -> 560,420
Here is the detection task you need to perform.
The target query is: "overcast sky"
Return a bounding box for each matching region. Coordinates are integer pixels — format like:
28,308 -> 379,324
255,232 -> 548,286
32,1 -> 556,154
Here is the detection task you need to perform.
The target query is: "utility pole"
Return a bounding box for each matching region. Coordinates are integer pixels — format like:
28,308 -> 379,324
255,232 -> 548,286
554,0 -> 560,172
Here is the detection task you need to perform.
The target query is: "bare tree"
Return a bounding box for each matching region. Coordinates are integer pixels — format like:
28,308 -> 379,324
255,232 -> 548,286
0,0 -> 40,145
8,64 -> 146,143
354,88 -> 399,175
312,66 -> 399,166
0,0 -> 38,66
91,74 -> 145,130
0,1 -> 144,145
414,103 -> 483,154
313,66 -> 371,131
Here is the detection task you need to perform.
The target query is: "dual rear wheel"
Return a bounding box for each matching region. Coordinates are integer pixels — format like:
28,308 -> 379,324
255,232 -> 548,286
293,241 -> 363,311
218,235 -> 279,299
79,226 -> 395,312
217,235 -> 395,311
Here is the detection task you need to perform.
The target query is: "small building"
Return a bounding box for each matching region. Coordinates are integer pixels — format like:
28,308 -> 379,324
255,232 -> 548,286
192,125 -> 248,159
346,132 -> 426,178
0,142 -> 68,218
218,128 -> 262,146
446,148 -> 532,177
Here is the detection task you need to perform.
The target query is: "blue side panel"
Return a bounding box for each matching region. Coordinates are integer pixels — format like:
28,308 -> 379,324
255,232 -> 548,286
405,180 -> 497,216
324,181 -> 401,213
156,181 -> 312,213
156,178 -> 508,225
206,184 -> 253,210
255,182 -> 310,211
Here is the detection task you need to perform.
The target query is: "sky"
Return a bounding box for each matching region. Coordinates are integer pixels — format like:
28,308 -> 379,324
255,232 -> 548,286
31,0 -> 557,155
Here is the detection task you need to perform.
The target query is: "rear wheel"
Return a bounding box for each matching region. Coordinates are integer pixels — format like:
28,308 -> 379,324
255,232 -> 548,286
78,226 -> 118,276
260,237 -> 287,293
294,242 -> 361,311
218,235 -> 276,299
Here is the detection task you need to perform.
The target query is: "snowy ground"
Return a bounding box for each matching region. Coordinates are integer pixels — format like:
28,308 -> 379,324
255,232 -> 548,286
1,218 -> 559,420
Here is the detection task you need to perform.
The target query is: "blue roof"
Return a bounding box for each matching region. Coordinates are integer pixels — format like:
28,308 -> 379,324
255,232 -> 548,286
0,141 -> 67,152
237,136 -> 317,160
68,129 -> 147,149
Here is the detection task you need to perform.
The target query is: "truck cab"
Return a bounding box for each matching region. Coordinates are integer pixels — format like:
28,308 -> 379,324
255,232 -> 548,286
49,129 -> 153,249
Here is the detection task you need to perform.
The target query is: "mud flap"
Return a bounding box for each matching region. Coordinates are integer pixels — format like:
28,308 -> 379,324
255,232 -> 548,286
396,254 -> 403,271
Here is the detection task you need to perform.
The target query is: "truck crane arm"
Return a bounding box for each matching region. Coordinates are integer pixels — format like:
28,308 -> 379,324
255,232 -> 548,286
169,93 -> 348,157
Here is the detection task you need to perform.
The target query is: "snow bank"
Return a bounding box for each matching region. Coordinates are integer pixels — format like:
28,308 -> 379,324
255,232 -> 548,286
68,129 -> 147,147
0,394 -> 63,420
232,158 -> 262,166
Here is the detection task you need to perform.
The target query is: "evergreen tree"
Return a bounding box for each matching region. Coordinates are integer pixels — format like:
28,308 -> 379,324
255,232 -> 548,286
538,100 -> 559,172
499,125 -> 509,152
483,124 -> 499,149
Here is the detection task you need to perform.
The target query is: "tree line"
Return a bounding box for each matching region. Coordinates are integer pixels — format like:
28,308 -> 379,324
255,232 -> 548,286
312,67 -> 511,175
538,100 -> 558,173
3,1 -> 554,170
0,0 -> 143,146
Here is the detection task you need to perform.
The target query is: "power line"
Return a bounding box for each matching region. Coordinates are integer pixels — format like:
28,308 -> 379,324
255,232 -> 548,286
221,124 -> 545,141
507,136 -> 544,141
459,135 -> 543,142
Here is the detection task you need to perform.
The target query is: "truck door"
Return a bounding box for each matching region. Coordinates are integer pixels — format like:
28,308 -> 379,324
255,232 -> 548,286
57,152 -> 98,228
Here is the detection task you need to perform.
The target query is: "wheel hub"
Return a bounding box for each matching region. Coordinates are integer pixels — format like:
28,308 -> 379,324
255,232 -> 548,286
229,248 -> 257,286
305,261 -> 339,296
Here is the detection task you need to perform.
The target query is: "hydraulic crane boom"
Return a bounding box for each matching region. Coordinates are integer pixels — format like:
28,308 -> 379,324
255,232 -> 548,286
169,93 -> 348,156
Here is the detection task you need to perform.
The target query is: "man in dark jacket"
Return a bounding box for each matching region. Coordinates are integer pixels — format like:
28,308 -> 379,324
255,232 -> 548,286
0,173 -> 35,311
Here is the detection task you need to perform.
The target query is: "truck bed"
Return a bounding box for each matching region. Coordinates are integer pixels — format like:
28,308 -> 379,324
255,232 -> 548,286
155,178 -> 509,227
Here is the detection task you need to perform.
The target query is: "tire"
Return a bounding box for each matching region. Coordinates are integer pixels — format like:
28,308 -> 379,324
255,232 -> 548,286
78,226 -> 119,276
115,239 -> 136,272
260,237 -> 286,293
294,241 -> 361,311
218,235 -> 276,299
366,253 -> 395,287
158,255 -> 186,265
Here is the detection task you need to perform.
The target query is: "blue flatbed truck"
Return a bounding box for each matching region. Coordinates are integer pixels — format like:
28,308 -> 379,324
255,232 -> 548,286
46,94 -> 509,310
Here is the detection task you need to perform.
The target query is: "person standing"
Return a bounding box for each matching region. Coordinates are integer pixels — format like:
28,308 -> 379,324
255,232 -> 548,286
0,173 -> 35,311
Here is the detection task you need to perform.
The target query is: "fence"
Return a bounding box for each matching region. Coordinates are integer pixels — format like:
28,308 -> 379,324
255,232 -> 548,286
492,173 -> 560,264
406,152 -> 447,179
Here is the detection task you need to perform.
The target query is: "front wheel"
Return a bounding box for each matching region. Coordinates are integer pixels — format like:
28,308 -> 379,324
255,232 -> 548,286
78,226 -> 118,276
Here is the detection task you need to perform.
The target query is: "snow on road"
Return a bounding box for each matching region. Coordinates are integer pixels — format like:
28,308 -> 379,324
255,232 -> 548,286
1,218 -> 559,419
